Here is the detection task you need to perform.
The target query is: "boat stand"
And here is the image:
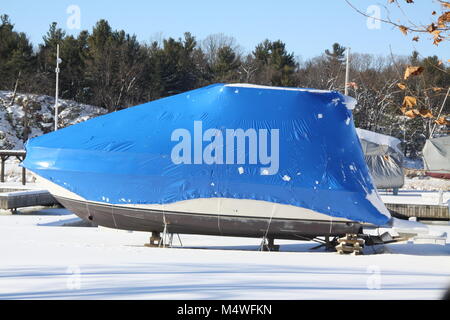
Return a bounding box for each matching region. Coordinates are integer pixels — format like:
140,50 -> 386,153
260,237 -> 280,252
336,234 -> 365,255
145,231 -> 163,247
145,231 -> 183,248
310,236 -> 339,251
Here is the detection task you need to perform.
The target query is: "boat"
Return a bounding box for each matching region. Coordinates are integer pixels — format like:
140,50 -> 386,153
356,128 -> 404,193
423,136 -> 450,180
23,83 -> 393,241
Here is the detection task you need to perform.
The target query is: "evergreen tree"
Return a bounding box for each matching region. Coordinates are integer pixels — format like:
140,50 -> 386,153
253,39 -> 296,86
210,45 -> 240,82
35,22 -> 67,96
0,14 -> 35,90
325,43 -> 346,63
322,43 -> 347,90
152,32 -> 206,97
84,20 -> 148,111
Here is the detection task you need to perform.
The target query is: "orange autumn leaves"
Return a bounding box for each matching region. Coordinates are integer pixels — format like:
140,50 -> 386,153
399,95 -> 430,119
394,0 -> 450,45
404,66 -> 424,80
400,93 -> 448,124
435,116 -> 450,125
398,65 -> 449,125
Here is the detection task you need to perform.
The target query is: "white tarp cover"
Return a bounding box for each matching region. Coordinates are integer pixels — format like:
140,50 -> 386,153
423,136 -> 450,173
356,129 -> 404,189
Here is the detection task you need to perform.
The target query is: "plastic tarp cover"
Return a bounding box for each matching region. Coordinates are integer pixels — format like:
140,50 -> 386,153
23,84 -> 391,226
356,129 -> 404,189
423,136 -> 450,173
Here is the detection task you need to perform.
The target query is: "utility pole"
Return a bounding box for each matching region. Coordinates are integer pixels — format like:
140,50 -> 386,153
54,44 -> 61,131
344,47 -> 350,96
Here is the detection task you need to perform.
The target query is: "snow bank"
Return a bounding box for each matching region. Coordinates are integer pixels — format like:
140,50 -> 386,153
0,91 -> 107,150
356,128 -> 402,154
403,177 -> 450,191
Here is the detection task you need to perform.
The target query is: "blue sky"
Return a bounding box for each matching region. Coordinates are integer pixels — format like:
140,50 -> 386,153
2,0 -> 448,60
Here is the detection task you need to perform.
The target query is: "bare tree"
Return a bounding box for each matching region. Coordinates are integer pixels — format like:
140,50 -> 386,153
345,0 -> 450,45
202,33 -> 242,65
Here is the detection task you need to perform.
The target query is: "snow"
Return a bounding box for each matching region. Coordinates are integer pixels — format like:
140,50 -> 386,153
389,218 -> 431,235
225,83 -> 330,94
402,157 -> 450,192
0,182 -> 42,191
342,95 -> 357,110
380,190 -> 450,206
0,158 -> 36,183
403,177 -> 450,192
0,189 -> 49,197
356,128 -> 402,154
0,90 -> 107,150
0,208 -> 449,300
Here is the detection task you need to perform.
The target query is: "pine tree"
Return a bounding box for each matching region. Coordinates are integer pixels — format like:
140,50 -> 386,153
153,32 -> 205,97
325,43 -> 346,63
210,46 -> 240,82
83,20 -> 148,111
322,43 -> 347,90
0,15 -> 35,90
253,39 -> 297,86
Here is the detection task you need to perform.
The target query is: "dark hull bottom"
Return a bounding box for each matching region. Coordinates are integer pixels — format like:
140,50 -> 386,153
56,196 -> 362,240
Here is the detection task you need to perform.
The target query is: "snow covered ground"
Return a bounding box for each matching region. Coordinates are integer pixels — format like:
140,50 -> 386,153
0,208 -> 449,300
1,162 -> 449,300
1,158 -> 36,184
380,189 -> 450,206
403,176 -> 450,192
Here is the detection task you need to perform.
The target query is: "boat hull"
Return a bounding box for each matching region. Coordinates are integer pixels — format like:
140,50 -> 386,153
55,195 -> 362,239
425,172 -> 450,180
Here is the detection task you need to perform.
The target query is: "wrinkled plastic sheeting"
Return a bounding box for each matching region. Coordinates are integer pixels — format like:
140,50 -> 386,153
423,136 -> 450,173
23,83 -> 391,226
356,129 -> 404,189
363,155 -> 404,189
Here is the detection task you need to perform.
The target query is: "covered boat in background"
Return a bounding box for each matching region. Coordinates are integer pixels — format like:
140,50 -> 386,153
356,129 -> 404,192
423,136 -> 450,179
22,83 -> 392,240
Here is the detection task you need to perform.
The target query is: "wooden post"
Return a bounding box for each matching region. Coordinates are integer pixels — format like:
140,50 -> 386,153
9,71 -> 21,107
0,156 -> 5,183
0,151 -> 26,184
17,155 -> 26,186
22,167 -> 26,186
